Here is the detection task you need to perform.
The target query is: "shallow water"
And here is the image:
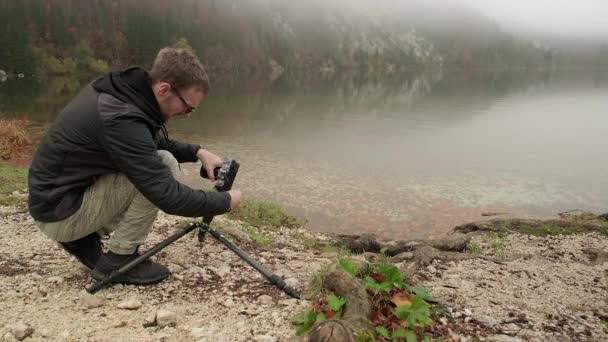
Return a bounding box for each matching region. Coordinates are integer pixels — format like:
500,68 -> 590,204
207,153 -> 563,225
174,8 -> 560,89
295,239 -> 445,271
3,68 -> 608,239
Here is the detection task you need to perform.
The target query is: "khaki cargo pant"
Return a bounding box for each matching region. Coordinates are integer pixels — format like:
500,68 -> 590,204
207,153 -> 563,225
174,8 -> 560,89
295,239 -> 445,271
36,150 -> 179,255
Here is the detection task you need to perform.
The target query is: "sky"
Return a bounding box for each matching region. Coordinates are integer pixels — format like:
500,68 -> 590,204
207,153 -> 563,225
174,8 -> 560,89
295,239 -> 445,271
457,0 -> 608,39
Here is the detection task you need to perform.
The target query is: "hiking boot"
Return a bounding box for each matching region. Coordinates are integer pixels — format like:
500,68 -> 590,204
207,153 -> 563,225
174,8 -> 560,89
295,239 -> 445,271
90,250 -> 170,285
59,233 -> 103,269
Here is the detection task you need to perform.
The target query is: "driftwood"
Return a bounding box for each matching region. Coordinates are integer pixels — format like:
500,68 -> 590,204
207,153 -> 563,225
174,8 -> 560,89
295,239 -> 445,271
306,270 -> 371,342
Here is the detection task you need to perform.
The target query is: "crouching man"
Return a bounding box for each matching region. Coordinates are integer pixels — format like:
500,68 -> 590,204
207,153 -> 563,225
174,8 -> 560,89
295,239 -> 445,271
28,47 -> 241,285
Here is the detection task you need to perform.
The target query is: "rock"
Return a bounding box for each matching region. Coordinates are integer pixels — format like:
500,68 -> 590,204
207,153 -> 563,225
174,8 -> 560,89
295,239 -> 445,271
391,252 -> 414,262
191,327 -> 208,339
155,309 -> 177,328
11,321 -> 33,341
188,266 -> 206,276
79,290 -> 105,309
488,335 -> 523,342
253,335 -> 276,342
223,298 -> 235,308
427,265 -> 437,273
474,314 -> 500,328
46,276 -> 64,284
216,265 -> 231,277
117,298 -> 142,310
12,191 -> 19,196
257,295 -> 273,306
463,308 -> 472,316
278,299 -> 298,307
500,323 -> 521,335
284,278 -> 298,288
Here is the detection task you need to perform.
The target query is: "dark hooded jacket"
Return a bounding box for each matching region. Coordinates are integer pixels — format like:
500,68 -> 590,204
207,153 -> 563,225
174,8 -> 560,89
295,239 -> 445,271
28,67 -> 231,222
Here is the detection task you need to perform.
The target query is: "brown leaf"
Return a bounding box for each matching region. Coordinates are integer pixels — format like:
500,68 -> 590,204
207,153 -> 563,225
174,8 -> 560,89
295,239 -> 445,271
390,292 -> 413,307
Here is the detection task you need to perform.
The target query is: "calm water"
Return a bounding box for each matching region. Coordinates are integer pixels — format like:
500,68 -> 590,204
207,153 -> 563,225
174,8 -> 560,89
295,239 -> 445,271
2,69 -> 608,239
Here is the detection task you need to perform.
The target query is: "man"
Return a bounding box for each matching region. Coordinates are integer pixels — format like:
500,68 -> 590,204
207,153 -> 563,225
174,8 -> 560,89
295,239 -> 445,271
28,47 -> 241,285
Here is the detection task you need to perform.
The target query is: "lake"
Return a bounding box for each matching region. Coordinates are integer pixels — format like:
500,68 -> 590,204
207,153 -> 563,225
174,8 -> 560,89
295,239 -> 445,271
2,68 -> 607,240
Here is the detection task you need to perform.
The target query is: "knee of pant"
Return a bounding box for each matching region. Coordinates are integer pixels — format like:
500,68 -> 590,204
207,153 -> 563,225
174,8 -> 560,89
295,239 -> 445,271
157,150 -> 180,177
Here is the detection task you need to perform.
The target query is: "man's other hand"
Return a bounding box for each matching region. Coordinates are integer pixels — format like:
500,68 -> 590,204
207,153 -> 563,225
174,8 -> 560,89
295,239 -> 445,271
196,149 -> 223,181
228,189 -> 242,209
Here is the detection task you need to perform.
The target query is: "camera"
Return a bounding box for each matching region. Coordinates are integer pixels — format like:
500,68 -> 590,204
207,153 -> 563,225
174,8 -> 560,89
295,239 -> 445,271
200,158 -> 239,192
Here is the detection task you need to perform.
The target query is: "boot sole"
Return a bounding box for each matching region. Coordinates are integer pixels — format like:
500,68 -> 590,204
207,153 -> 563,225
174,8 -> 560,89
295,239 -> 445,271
90,269 -> 170,286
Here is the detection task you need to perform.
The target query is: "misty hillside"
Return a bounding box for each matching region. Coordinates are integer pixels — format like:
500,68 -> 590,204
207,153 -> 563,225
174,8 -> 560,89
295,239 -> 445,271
1,0 -> 562,75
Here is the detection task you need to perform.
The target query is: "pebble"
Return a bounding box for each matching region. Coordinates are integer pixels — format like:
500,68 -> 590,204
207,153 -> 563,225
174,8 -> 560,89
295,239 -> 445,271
46,276 -> 64,284
474,314 -> 500,328
79,290 -> 105,309
191,327 -> 208,339
117,298 -> 143,310
11,321 -> 33,341
488,335 -> 523,342
284,278 -> 298,288
463,308 -> 472,316
427,265 -> 437,273
257,295 -> 273,305
253,335 -> 276,342
223,298 -> 235,307
155,309 -> 177,328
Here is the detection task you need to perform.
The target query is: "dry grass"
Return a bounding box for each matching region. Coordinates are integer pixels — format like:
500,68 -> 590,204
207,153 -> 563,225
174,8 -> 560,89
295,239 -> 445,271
0,119 -> 32,159
0,119 -> 31,147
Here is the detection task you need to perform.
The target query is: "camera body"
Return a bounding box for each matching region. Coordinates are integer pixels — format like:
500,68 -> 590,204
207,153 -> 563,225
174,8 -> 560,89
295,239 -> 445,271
200,158 -> 239,192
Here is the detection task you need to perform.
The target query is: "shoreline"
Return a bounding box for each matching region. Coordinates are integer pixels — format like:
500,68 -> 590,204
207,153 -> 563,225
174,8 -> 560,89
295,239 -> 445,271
1,191 -> 607,341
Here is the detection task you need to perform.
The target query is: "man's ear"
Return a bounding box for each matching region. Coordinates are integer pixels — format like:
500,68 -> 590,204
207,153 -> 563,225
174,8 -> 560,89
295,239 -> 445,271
156,82 -> 171,96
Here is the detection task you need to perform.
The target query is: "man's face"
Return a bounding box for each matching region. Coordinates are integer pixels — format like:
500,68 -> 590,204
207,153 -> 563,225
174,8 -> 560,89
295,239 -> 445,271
156,83 -> 204,120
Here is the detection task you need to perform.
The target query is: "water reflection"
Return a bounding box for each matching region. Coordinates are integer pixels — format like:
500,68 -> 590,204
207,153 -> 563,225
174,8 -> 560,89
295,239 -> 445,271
2,68 -> 608,239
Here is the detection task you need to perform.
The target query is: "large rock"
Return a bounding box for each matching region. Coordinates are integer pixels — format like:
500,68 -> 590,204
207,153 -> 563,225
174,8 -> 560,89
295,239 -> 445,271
11,321 -> 33,341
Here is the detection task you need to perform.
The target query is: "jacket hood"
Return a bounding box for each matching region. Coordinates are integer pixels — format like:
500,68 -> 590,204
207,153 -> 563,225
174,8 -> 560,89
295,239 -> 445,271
92,67 -> 164,124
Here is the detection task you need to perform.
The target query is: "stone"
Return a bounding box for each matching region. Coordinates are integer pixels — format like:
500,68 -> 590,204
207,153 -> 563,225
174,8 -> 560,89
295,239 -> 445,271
391,252 -> 415,262
257,295 -> 273,305
427,265 -> 437,273
463,308 -> 472,316
223,298 -> 235,308
284,278 -> 298,288
117,298 -> 143,310
474,314 -> 500,328
79,290 -> 105,309
488,335 -> 523,342
46,276 -> 64,284
191,327 -> 208,339
253,335 -> 276,342
11,321 -> 33,341
155,309 -> 177,328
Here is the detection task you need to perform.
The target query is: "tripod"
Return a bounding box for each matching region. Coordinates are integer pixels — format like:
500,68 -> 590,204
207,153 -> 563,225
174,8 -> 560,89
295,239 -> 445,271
86,159 -> 300,299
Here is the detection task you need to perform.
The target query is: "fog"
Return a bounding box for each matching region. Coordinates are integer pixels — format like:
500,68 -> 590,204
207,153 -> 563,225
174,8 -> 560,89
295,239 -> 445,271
457,0 -> 608,40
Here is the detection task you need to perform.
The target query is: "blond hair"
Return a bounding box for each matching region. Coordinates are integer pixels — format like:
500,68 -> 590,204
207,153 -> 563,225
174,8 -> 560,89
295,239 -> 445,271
149,47 -> 210,95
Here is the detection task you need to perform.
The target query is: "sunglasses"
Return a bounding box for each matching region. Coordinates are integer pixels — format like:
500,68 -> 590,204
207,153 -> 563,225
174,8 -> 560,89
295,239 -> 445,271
171,87 -> 196,114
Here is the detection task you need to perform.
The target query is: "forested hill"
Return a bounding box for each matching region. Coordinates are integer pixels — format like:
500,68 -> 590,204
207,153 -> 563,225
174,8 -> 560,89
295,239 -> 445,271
0,0 -> 572,75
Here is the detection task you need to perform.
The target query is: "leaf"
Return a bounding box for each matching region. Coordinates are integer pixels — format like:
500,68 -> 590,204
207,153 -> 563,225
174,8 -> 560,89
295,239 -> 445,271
395,297 -> 432,328
292,310 -> 317,336
296,324 -> 311,336
393,329 -> 417,342
315,312 -> 326,323
338,259 -> 358,276
409,286 -> 434,302
391,291 -> 413,307
327,294 -> 347,312
375,264 -> 404,289
290,310 -> 315,325
376,326 -> 390,338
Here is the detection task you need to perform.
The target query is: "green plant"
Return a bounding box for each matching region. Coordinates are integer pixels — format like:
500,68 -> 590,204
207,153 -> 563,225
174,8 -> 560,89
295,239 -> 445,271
306,264 -> 331,299
467,242 -> 483,255
376,327 -> 417,341
0,162 -> 27,195
338,259 -> 359,277
364,264 -> 405,295
228,199 -> 306,229
291,294 -> 347,335
490,240 -> 506,254
242,225 -> 273,246
395,297 -> 432,328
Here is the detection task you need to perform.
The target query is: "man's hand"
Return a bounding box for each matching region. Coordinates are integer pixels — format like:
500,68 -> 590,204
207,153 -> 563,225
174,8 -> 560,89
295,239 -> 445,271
228,189 -> 242,209
196,148 -> 223,181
